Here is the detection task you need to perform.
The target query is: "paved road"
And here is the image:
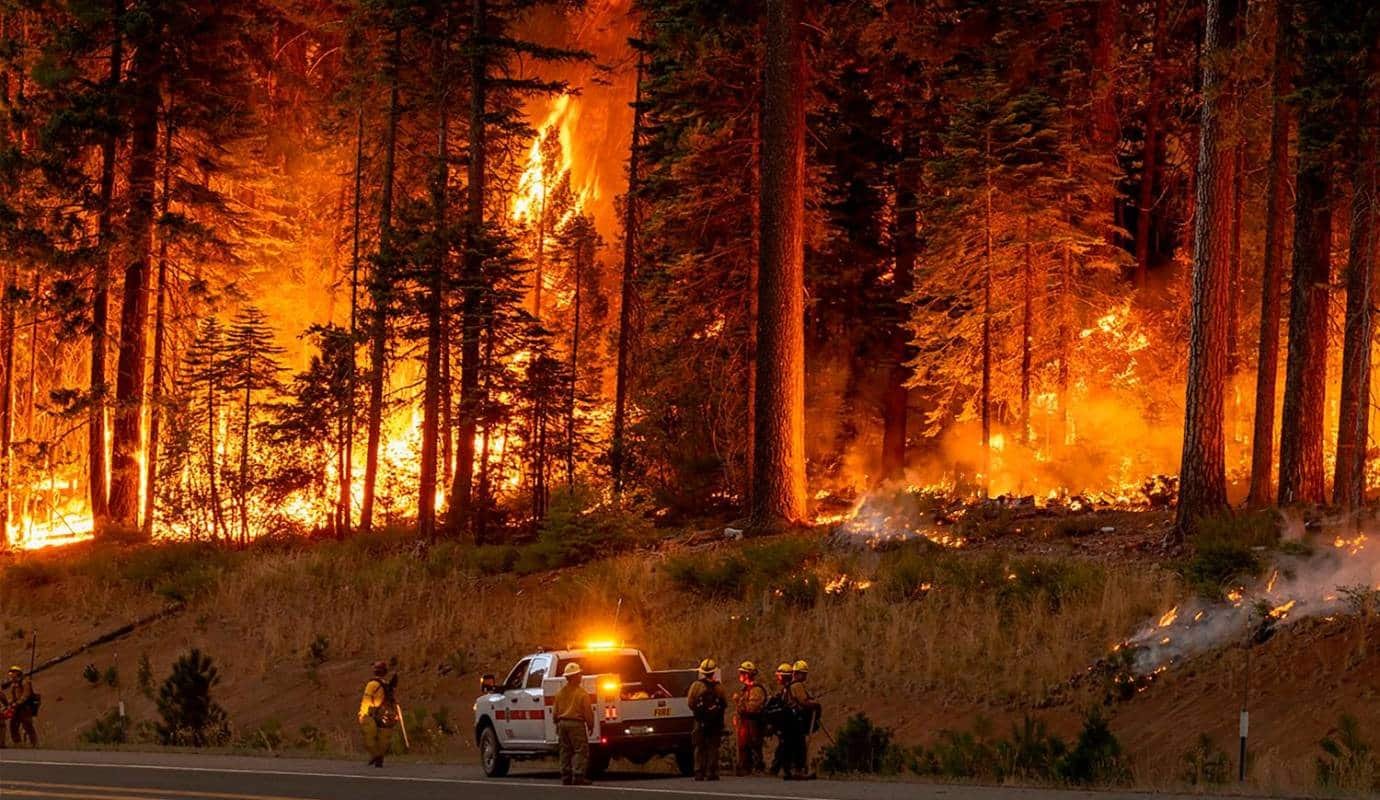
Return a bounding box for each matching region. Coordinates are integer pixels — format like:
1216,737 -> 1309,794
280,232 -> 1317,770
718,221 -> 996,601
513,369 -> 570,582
1,750 -> 1276,800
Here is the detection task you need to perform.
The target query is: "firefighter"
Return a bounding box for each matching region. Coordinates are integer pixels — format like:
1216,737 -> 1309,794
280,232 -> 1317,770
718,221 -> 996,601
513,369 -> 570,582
733,661 -> 767,775
686,658 -> 729,781
5,666 -> 37,748
358,661 -> 395,768
767,662 -> 794,776
783,660 -> 821,781
555,663 -> 594,786
480,673 -> 498,695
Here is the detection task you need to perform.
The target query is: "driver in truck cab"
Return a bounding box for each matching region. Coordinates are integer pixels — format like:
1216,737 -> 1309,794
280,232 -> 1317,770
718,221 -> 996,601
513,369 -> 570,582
555,663 -> 594,785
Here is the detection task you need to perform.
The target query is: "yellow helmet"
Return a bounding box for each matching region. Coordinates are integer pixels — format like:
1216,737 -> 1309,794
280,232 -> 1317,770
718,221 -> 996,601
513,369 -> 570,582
776,662 -> 793,674
792,660 -> 809,673
698,658 -> 718,675
562,663 -> 583,677
738,661 -> 758,675
6,665 -> 20,674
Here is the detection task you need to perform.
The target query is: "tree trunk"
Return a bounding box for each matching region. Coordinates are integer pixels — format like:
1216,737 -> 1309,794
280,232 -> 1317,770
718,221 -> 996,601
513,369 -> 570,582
108,11 -> 162,529
239,383 -> 250,546
566,239 -> 581,490
419,27 -> 450,540
980,130 -> 994,499
341,106 -> 364,538
1332,44 -> 1380,508
361,26 -> 402,533
1020,223 -> 1033,444
88,0 -> 122,527
142,112 -> 173,538
206,377 -> 225,542
749,0 -> 807,528
611,56 -> 643,499
1134,0 -> 1168,289
1174,0 -> 1238,539
1277,85 -> 1333,504
0,266 -> 14,539
882,118 -> 917,480
451,0 -> 486,540
1247,0 -> 1294,507
1091,0 -> 1120,231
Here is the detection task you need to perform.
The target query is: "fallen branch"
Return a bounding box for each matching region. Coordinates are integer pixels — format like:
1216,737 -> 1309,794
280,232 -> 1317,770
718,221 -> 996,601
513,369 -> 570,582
28,604 -> 186,677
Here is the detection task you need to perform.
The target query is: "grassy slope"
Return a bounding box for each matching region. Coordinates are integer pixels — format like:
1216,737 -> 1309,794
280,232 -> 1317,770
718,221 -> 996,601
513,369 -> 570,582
0,525 -> 1374,792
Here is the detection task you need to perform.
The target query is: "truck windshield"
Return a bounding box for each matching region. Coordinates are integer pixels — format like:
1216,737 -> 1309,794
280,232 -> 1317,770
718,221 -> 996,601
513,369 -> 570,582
556,654 -> 647,682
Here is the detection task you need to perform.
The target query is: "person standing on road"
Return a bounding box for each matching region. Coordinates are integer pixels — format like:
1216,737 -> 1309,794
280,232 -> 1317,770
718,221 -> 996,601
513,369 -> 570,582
733,661 -> 767,775
767,662 -> 794,776
5,666 -> 38,748
555,663 -> 594,786
358,661 -> 396,768
687,659 -> 729,781
783,660 -> 821,781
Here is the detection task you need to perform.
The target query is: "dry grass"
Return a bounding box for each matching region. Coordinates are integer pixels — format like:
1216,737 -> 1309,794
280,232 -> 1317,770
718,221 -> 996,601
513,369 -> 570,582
2,533 -> 1180,717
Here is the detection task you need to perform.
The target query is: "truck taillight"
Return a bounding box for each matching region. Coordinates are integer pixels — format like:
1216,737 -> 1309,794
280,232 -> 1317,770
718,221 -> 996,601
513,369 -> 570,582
603,704 -> 618,722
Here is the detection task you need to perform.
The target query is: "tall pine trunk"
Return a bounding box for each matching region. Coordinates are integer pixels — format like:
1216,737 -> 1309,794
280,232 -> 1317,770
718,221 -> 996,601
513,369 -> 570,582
882,119 -> 917,479
419,26 -> 450,540
142,112 -> 173,538
1133,0 -> 1168,289
361,26 -> 402,533
611,56 -> 643,499
1020,225 -> 1033,443
749,0 -> 807,528
1174,0 -> 1238,538
566,239 -> 581,490
1277,13 -> 1334,505
1247,0 -> 1294,506
1332,44 -> 1380,508
88,0 -> 122,527
108,10 -> 163,529
980,130 -> 993,499
341,106 -> 364,538
451,0 -> 486,539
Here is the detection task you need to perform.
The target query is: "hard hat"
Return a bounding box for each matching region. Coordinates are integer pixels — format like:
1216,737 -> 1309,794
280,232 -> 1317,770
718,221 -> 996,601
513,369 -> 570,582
776,662 -> 793,674
7,665 -> 20,674
563,663 -> 583,677
738,661 -> 758,675
698,658 -> 718,675
792,660 -> 809,673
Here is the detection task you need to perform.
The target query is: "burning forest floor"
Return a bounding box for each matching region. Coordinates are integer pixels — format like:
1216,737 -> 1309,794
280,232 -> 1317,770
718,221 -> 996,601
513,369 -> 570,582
2,500 -> 1379,795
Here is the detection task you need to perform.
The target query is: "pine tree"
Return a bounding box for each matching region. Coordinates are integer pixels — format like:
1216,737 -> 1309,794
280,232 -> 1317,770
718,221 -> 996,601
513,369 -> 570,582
224,306 -> 284,545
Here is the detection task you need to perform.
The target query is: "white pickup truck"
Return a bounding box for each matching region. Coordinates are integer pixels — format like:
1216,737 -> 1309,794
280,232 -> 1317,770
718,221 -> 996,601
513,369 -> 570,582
473,645 -> 699,778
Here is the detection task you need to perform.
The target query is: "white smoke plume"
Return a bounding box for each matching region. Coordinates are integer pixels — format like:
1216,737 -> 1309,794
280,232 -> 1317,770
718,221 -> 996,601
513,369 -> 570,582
1123,514 -> 1380,674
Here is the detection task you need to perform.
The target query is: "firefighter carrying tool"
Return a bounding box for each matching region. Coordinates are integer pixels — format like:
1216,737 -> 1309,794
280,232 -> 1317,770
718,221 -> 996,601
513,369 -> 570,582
358,661 -> 398,768
783,660 -> 821,781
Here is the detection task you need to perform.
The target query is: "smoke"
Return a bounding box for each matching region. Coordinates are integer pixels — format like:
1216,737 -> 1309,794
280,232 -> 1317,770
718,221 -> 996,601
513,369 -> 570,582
1123,514 -> 1380,674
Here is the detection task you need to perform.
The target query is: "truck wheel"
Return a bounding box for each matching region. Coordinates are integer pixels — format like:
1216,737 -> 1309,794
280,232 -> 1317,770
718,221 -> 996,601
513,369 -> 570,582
479,726 -> 510,778
675,749 -> 695,777
587,748 -> 611,778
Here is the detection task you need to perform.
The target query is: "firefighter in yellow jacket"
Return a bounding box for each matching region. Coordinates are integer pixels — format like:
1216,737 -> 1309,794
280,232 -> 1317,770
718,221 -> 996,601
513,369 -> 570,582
358,661 -> 394,768
687,659 -> 730,781
733,661 -> 767,775
783,660 -> 821,780
554,663 -> 594,785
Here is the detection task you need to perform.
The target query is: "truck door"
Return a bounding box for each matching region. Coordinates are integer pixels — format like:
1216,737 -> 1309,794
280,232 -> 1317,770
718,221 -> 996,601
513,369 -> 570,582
514,655 -> 552,745
498,658 -> 530,747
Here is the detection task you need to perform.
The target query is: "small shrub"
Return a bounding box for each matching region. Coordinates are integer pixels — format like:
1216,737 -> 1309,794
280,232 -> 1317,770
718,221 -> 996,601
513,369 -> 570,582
122,543 -> 231,601
80,708 -> 131,745
1056,708 -> 1130,785
775,574 -> 821,609
1181,734 -> 1231,786
237,718 -> 285,751
305,634 -> 330,666
83,663 -> 101,685
514,485 -> 656,573
998,716 -> 1068,781
104,665 -> 120,687
296,724 -> 328,752
464,545 -> 520,575
667,552 -> 751,599
820,713 -> 903,775
137,652 -> 154,699
1317,715 -> 1378,792
1183,510 -> 1279,600
923,725 -> 997,778
432,705 -> 457,736
156,649 -> 231,747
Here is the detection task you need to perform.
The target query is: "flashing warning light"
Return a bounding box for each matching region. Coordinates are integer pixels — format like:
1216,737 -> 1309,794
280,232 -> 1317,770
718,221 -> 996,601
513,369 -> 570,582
585,639 -> 618,650
600,678 -> 621,695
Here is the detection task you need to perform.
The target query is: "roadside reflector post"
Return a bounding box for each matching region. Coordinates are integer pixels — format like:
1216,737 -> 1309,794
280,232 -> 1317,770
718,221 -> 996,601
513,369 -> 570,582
1238,709 -> 1248,782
